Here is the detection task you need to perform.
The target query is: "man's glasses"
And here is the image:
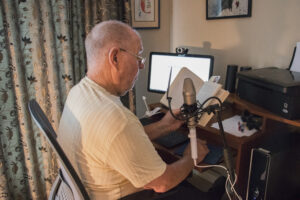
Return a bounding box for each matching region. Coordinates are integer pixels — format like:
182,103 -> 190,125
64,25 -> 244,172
120,48 -> 146,65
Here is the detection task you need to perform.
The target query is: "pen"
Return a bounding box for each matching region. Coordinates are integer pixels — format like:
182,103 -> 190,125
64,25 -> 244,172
142,96 -> 150,113
238,121 -> 244,132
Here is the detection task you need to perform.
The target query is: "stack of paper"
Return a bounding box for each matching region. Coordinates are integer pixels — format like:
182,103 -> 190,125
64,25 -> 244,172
211,115 -> 257,137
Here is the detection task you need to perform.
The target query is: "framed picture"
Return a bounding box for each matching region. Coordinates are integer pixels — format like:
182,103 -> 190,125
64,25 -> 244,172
131,0 -> 160,29
206,0 -> 252,20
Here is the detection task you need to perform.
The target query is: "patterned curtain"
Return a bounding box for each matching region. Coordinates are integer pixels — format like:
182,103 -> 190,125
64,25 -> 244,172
0,0 -> 132,199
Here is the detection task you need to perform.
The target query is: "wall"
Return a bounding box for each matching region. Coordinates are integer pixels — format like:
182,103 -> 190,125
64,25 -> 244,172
135,0 -> 172,117
171,0 -> 300,84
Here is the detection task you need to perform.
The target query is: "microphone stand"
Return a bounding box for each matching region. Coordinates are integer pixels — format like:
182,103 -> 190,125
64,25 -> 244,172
203,104 -> 236,197
201,104 -> 235,182
216,110 -> 235,183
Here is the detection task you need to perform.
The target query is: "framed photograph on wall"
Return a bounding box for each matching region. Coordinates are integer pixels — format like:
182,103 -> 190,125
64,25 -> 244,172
206,0 -> 252,20
131,0 -> 160,29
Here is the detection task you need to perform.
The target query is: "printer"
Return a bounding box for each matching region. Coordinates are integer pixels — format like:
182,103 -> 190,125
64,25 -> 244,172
236,67 -> 300,120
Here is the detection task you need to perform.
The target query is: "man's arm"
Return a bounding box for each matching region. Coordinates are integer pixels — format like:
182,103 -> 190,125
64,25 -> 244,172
144,110 -> 184,140
143,139 -> 209,193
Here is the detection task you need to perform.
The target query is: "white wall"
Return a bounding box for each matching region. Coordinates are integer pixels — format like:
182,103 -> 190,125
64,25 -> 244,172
172,0 -> 300,84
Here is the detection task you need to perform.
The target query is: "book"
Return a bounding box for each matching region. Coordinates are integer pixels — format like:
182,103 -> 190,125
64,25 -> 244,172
160,67 -> 229,127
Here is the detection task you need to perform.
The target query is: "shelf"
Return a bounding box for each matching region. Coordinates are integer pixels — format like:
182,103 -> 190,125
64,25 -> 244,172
228,94 -> 300,127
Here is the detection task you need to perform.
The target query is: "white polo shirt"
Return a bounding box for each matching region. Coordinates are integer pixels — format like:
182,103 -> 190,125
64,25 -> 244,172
58,77 -> 166,199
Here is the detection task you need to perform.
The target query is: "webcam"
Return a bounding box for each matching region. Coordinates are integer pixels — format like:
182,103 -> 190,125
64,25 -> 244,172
176,47 -> 189,54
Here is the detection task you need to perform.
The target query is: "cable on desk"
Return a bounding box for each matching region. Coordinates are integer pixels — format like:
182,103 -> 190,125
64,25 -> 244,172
195,163 -> 242,200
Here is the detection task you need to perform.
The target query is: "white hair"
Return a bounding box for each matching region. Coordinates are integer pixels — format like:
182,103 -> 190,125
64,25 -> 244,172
85,20 -> 140,66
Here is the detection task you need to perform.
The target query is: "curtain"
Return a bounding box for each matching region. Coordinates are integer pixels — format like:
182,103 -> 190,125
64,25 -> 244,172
0,0 -> 132,199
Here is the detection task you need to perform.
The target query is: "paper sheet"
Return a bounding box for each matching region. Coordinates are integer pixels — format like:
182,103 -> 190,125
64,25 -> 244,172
290,42 -> 300,72
211,115 -> 257,137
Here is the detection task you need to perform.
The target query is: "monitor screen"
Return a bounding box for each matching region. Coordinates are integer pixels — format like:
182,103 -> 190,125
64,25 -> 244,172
148,52 -> 214,93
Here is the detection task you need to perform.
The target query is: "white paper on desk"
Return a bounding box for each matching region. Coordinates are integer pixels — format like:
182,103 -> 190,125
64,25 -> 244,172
211,115 -> 257,137
290,42 -> 300,72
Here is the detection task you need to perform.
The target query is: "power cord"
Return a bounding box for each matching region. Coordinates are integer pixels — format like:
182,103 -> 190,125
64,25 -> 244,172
195,163 -> 242,200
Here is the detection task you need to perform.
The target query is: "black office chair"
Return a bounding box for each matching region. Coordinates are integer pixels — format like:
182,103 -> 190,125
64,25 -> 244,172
28,99 -> 90,200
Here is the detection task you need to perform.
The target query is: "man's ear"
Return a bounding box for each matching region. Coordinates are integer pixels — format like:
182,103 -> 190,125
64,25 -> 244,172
108,47 -> 119,70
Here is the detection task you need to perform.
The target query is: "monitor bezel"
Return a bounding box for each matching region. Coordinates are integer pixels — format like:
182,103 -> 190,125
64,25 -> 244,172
147,52 -> 214,93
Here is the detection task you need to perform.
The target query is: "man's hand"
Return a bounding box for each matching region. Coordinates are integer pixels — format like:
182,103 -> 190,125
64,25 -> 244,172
143,109 -> 184,140
143,139 -> 209,193
183,139 -> 209,164
159,109 -> 184,133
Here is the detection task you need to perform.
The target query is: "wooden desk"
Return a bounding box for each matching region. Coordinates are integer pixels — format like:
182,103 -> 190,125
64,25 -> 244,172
150,94 -> 300,197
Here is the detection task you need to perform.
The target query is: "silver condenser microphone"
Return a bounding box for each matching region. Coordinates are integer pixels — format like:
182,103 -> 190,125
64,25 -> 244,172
183,78 -> 198,165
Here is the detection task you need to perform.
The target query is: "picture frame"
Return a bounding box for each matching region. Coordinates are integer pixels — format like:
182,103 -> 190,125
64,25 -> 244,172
131,0 -> 160,29
206,0 -> 252,20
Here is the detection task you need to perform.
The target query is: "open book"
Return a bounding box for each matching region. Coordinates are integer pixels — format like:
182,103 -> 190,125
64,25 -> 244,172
160,67 -> 229,127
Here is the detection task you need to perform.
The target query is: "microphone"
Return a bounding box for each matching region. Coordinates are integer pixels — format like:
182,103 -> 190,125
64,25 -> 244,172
183,78 -> 198,165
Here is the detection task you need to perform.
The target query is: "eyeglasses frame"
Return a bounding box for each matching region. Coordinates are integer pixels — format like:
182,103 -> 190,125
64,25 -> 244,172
119,48 -> 146,65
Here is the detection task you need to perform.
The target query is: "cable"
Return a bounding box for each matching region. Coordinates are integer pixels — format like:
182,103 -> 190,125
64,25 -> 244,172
194,163 -> 243,200
167,93 -> 224,121
167,96 -> 185,120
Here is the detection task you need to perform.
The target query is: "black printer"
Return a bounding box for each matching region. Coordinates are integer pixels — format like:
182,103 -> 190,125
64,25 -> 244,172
236,67 -> 300,120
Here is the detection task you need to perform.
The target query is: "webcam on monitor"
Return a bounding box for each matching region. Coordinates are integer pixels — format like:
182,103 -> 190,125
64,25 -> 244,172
176,47 -> 189,54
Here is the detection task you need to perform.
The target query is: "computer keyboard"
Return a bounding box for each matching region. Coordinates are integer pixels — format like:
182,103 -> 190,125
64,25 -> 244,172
139,113 -> 164,126
154,131 -> 189,149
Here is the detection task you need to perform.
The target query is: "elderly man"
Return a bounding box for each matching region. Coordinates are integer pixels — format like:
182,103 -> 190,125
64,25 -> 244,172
58,20 -> 220,200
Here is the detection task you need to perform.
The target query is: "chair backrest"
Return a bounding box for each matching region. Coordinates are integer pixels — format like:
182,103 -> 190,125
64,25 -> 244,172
28,99 -> 90,200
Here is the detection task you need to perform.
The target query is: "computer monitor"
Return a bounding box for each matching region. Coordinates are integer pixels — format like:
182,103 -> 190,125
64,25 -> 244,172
148,52 -> 214,93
